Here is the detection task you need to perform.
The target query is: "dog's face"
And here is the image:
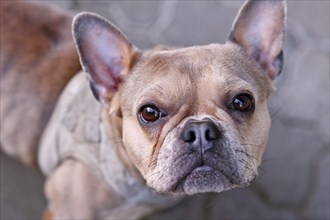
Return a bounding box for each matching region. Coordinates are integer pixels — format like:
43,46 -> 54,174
120,44 -> 272,194
73,0 -> 286,194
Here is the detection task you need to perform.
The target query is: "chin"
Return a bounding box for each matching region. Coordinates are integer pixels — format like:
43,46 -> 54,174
150,165 -> 257,195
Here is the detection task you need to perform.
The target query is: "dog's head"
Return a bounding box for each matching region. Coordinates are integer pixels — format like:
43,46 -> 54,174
73,0 -> 286,195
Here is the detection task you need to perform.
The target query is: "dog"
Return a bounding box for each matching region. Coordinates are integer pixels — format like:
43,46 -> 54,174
0,0 -> 286,219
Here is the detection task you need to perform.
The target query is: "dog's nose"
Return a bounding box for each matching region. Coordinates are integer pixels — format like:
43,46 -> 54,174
182,120 -> 221,152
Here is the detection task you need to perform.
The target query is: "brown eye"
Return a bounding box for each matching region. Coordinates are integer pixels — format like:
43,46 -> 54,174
139,105 -> 163,123
231,94 -> 254,112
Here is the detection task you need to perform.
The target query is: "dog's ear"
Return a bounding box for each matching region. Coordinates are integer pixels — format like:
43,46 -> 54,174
72,12 -> 140,103
229,0 -> 286,80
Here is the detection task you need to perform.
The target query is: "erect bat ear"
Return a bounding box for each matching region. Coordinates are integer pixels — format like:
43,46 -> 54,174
72,12 -> 140,103
229,0 -> 287,81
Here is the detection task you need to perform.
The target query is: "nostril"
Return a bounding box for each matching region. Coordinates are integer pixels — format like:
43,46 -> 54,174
205,127 -> 220,141
203,122 -> 221,142
183,129 -> 196,143
205,129 -> 212,141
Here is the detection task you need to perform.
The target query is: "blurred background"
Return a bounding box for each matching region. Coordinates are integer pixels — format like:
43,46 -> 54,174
1,0 -> 329,219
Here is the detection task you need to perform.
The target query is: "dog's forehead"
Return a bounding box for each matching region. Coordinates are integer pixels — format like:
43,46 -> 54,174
143,44 -> 237,81
134,43 -> 270,98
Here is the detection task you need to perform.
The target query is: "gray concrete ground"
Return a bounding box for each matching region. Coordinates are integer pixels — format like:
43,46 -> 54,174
1,0 -> 329,219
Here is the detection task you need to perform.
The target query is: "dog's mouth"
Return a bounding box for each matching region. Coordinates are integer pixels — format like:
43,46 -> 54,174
172,164 -> 235,195
146,135 -> 258,195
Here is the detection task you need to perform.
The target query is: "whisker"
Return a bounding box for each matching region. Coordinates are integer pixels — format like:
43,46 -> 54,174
146,151 -> 189,182
238,159 -> 258,176
234,149 -> 260,163
146,165 -> 171,180
240,143 -> 263,149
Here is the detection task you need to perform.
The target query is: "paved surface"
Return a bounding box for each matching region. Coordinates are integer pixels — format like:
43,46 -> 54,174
1,1 -> 329,219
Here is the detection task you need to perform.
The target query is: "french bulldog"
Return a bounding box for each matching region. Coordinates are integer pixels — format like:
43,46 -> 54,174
0,0 -> 286,219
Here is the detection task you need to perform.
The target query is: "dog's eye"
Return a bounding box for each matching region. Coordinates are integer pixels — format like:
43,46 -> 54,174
231,94 -> 254,112
139,105 -> 164,123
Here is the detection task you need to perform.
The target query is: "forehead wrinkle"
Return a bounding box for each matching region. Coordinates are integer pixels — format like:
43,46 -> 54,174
226,69 -> 267,102
138,83 -> 166,105
134,76 -> 193,117
220,74 -> 258,94
147,48 -> 202,81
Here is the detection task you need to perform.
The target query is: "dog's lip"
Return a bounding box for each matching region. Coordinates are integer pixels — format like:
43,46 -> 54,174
191,165 -> 213,172
172,165 -> 226,192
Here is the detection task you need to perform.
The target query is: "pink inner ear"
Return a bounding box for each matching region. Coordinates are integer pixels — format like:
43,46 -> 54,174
230,0 -> 285,80
83,28 -> 125,92
241,5 -> 284,59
